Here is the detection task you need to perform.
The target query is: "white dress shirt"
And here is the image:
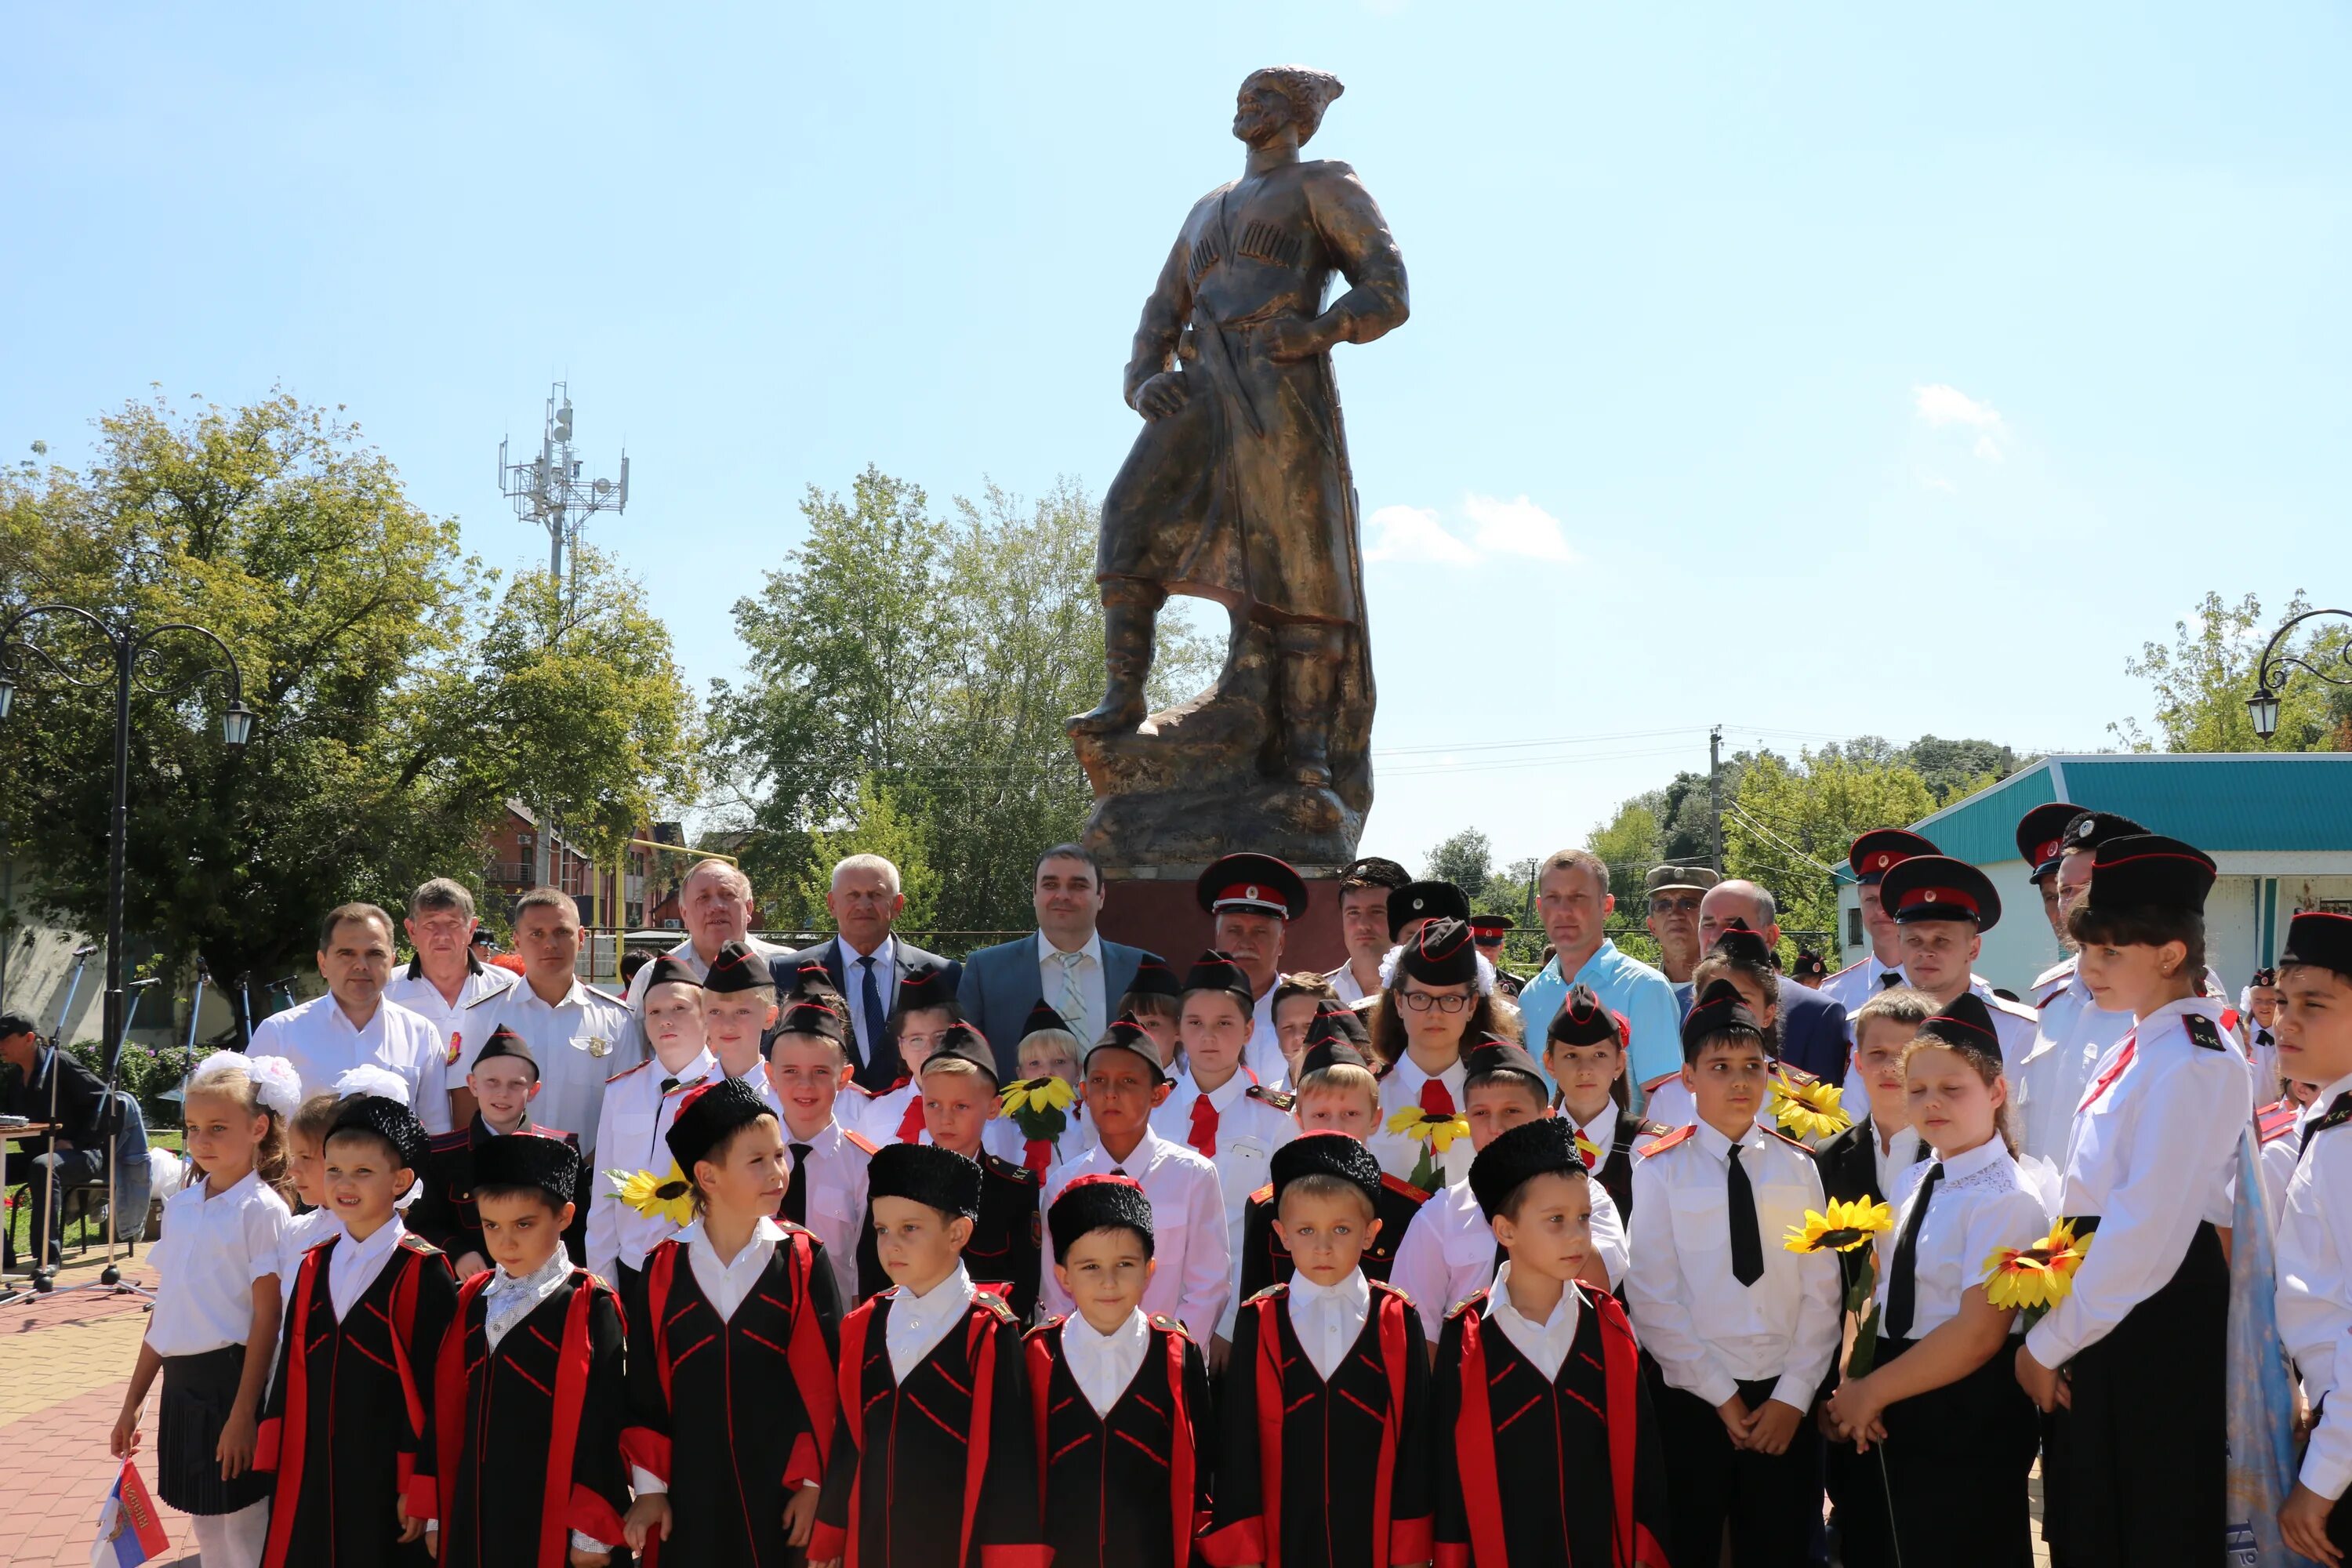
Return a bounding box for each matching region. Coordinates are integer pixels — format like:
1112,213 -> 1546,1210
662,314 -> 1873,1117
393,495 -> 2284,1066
1039,1126 -> 1232,1343
2013,965 -> 2135,1167
1838,975 -> 2024,1120
460,975 -> 641,1160
1874,1138 -> 2050,1340
1323,963 -> 1376,1008
859,1080 -> 923,1145
1249,983 -> 1298,1090
782,1118 -> 873,1305
277,1207 -> 343,1306
624,933 -> 793,1006
2278,1073 -> 2352,1498
482,1249 -> 576,1349
1286,1267 -> 1371,1381
145,1171 -> 292,1357
584,1050 -> 717,1281
681,1214 -> 786,1323
1871,1123 -> 1927,1200
384,956 -> 517,1099
2261,1098 -> 2319,1235
1819,949 -> 1906,1017
2025,996 -> 2252,1371
252,993 -> 450,1134
1624,1120 -> 1842,1410
1062,1307 -> 1152,1416
327,1216 -> 408,1321
1485,1261 -> 1581,1380
1038,931 -> 1109,1051
886,1261 -> 978,1384
844,935 -> 901,1076
1152,1068 -> 1298,1231
1368,1052 -> 1474,1186
1389,1166 -> 1629,1338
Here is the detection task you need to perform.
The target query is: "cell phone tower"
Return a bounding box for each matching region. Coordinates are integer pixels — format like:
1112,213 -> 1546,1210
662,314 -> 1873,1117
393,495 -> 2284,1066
499,383 -> 630,593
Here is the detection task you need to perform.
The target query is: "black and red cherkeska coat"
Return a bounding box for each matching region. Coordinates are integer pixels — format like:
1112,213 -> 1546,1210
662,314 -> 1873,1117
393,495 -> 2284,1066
810,1286 -> 1047,1568
1234,1170 -> 1428,1301
1023,1313 -> 1211,1568
619,1224 -> 844,1568
416,1267 -> 630,1568
1432,1283 -> 1672,1568
1201,1279 -> 1435,1568
408,1120 -> 587,1267
858,1152 -> 1043,1317
257,1232 -> 459,1568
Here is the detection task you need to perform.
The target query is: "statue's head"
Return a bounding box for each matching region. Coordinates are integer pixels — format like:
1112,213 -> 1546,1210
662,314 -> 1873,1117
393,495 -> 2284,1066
1233,67 -> 1344,148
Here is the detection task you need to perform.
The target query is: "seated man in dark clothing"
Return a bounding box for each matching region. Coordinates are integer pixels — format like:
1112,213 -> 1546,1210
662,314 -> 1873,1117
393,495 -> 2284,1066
2,1011 -> 113,1267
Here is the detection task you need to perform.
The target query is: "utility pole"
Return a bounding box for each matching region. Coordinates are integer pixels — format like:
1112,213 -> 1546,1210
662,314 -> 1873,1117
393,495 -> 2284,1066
499,383 -> 630,600
1708,724 -> 1725,873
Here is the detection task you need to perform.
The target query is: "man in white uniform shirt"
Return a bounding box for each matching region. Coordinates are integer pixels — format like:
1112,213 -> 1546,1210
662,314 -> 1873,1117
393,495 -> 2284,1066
1196,851 -> 1308,1088
1820,829 -> 1940,1015
385,877 -> 517,1130
1321,856 -> 1409,1006
459,887 -> 640,1163
623,858 -> 793,1007
252,902 -> 448,1131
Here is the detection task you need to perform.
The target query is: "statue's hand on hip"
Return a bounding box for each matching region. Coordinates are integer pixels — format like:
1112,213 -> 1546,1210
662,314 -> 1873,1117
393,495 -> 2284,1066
1134,371 -> 1191,420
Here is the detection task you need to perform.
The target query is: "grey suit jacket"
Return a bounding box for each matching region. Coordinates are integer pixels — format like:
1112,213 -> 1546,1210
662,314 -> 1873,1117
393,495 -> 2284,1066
958,932 -> 1149,1079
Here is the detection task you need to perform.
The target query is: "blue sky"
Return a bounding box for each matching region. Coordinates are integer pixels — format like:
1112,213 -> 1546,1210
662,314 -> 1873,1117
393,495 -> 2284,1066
5,2 -> 2347,873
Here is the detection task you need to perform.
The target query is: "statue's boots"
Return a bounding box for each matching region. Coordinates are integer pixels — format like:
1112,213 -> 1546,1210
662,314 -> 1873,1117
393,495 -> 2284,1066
1277,623 -> 1345,789
1067,598 -> 1156,735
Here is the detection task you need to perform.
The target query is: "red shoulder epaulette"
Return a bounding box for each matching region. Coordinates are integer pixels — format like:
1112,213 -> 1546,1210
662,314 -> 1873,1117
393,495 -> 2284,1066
604,1058 -> 653,1086
841,1127 -> 880,1156
1443,1288 -> 1491,1322
426,1128 -> 470,1152
1631,1117 -> 1670,1141
1378,1171 -> 1433,1207
1765,1127 -> 1813,1152
1639,1124 -> 1696,1158
2258,1100 -> 2303,1145
1247,1181 -> 1274,1205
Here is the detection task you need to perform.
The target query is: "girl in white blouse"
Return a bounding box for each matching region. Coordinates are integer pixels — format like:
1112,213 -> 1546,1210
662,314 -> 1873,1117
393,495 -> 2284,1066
1824,993 -> 2050,1568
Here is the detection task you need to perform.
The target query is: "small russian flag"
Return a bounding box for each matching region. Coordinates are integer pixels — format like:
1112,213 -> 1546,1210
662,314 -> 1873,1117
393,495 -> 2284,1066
91,1459 -> 170,1567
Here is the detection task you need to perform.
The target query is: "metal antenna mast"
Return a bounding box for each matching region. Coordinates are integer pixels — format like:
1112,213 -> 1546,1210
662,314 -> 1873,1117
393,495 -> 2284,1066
499,383 -> 630,591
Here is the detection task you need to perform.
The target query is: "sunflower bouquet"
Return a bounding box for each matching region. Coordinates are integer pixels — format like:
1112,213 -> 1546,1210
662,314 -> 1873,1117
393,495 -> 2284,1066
1980,1219 -> 2093,1326
998,1074 -> 1078,1145
1785,1197 -> 1894,1372
1769,1074 -> 1853,1142
609,1160 -> 695,1226
1385,1105 -> 1468,1192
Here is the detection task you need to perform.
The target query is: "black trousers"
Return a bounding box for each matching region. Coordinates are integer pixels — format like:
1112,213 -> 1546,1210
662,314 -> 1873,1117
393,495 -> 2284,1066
1836,1334 -> 2039,1568
2043,1221 -> 2226,1568
1653,1374 -> 1824,1568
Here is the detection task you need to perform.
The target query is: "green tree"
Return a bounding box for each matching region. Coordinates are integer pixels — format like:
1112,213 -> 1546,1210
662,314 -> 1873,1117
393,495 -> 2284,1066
793,773 -> 940,931
1425,828 -> 1493,900
1726,750 -> 1937,941
2114,590 -> 2349,753
1584,800 -> 1661,905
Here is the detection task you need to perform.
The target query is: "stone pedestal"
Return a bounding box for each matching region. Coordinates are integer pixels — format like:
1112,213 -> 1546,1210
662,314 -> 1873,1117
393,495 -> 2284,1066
1098,865 -> 1351,973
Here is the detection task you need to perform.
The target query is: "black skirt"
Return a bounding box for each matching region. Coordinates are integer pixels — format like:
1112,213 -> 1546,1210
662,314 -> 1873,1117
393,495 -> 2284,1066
158,1345 -> 273,1515
1837,1332 -> 2040,1568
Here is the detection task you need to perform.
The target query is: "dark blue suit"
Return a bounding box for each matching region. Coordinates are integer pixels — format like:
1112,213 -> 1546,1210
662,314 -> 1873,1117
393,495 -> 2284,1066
1773,982 -> 1853,1084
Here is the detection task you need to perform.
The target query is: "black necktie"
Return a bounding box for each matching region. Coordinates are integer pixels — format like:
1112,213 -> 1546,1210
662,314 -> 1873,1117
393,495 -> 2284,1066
1726,1143 -> 1764,1287
1879,971 -> 1902,989
2259,1029 -> 2274,1048
659,1076 -> 678,1094
783,1143 -> 811,1225
1884,1161 -> 1943,1338
858,956 -> 887,1069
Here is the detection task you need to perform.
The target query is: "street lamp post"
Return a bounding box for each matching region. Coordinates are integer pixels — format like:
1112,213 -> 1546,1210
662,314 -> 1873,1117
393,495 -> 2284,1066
0,606 -> 251,1288
2246,607 -> 2352,741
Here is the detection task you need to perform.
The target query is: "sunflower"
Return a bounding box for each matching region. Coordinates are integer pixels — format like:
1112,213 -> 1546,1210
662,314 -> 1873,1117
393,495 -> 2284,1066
1769,1075 -> 1853,1140
1573,1131 -> 1603,1168
609,1162 -> 695,1226
1783,1197 -> 1893,1254
1384,1105 -> 1469,1155
1982,1221 -> 2094,1315
997,1076 -> 1076,1142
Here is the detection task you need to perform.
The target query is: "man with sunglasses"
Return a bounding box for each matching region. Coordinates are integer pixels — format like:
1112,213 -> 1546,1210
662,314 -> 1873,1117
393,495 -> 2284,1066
1642,864 -> 1719,1011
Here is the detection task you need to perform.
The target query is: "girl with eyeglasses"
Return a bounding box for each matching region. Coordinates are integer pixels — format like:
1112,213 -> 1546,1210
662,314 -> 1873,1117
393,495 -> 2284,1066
1367,918 -> 1501,1189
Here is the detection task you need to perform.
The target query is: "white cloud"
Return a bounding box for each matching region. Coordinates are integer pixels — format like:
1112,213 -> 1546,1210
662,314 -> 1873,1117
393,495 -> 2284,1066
1973,435 -> 2005,463
1920,473 -> 1958,495
1914,383 -> 2002,429
1364,503 -> 1478,564
1462,493 -> 1577,561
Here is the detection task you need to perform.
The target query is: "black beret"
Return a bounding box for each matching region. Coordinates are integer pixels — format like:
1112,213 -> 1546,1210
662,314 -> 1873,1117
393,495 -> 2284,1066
1396,917 -> 1479,988
772,989 -> 848,1046
2063,809 -> 2150,856
1047,1174 -> 1155,1260
782,956 -> 839,997
1124,953 -> 1181,1000
1546,984 -> 1624,1048
328,1094 -> 430,1174
1196,852 -> 1308,920
1269,1130 -> 1382,1212
894,963 -> 958,1015
1915,992 -> 2003,1064
1022,999 -> 1074,1039
664,1076 -> 774,1175
1388,880 -> 1471,941
1298,1034 -> 1373,1078
868,1141 -> 982,1221
922,1021 -> 1000,1087
1338,856 -> 1411,891
1878,855 -> 2003,932
1468,1117 -> 1588,1221
2015,802 -> 2077,885
1461,1035 -> 1548,1096
1708,918 -> 1774,967
1084,1015 -> 1169,1084
1305,1001 -> 1371,1049
2281,913 -> 2352,982
471,1131 -> 580,1206
2085,833 -> 2215,916
1683,978 -> 1763,1054
471,1024 -> 538,1078
641,953 -> 703,993
1181,950 -> 1257,1012
1849,829 -> 1939,885
703,939 -> 776,995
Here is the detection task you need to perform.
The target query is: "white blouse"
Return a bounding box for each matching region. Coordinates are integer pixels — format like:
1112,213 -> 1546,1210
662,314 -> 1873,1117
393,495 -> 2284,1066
1873,1138 -> 2051,1340
145,1171 -> 291,1357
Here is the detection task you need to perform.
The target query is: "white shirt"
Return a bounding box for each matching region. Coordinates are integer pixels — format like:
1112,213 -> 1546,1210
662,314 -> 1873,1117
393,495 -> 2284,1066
2014,966 -> 2133,1167
681,1214 -> 786,1323
2261,1099 -> 2319,1236
1040,1126 -> 1231,1344
1873,1138 -> 2050,1340
2026,995 -> 2252,1370
252,993 -> 449,1134
1390,1167 -> 1629,1339
1245,985 -> 1294,1092
584,1051 -> 717,1280
623,933 -> 793,1007
1838,975 -> 2032,1127
1152,1068 -> 1298,1338
460,975 -> 641,1160
385,957 -> 518,1113
1485,1261 -> 1581,1380
1323,962 -> 1377,1008
277,1207 -> 342,1306
1819,949 -> 1905,1018
2277,1075 -> 2352,1497
780,1118 -> 873,1306
858,1080 -> 924,1145
483,1250 -> 576,1350
1624,1120 -> 1842,1410
145,1170 -> 291,1357
844,935 -> 902,1076
328,1217 -> 410,1321
1871,1123 -> 1927,1200
1368,1053 -> 1473,1187
1062,1307 -> 1152,1417
885,1261 -> 978,1383
1038,931 -> 1109,1051
1287,1266 -> 1371,1381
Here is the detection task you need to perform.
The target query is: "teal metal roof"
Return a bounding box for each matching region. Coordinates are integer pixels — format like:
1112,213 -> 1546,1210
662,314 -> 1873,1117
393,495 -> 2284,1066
1908,753 -> 2352,866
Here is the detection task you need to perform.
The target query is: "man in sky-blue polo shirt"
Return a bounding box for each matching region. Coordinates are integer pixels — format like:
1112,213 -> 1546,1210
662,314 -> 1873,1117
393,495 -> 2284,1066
1515,849 -> 1684,1112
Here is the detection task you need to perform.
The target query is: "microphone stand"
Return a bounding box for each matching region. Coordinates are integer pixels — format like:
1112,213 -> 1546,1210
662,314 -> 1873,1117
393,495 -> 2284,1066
3,945 -> 91,1302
